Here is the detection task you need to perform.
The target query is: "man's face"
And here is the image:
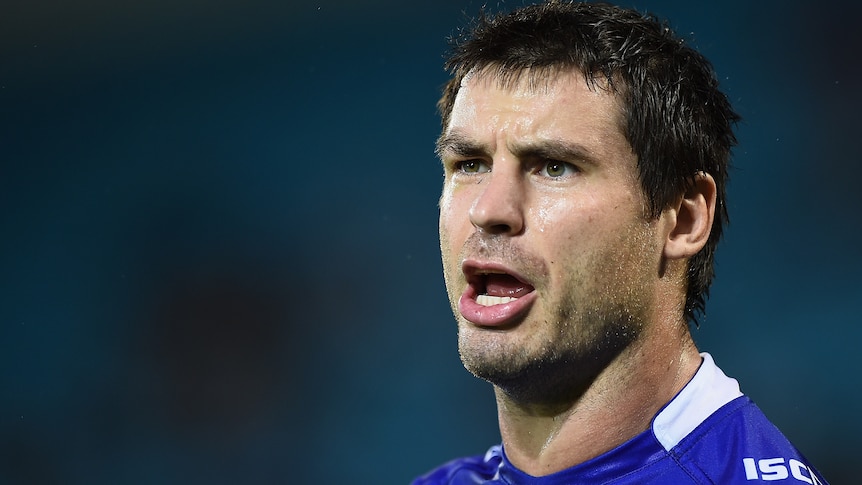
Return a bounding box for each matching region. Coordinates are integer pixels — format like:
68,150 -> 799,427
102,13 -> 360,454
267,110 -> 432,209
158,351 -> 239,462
437,70 -> 666,400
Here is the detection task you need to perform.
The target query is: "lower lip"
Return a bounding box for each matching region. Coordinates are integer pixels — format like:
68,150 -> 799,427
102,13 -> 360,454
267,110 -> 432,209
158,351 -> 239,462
458,285 -> 537,327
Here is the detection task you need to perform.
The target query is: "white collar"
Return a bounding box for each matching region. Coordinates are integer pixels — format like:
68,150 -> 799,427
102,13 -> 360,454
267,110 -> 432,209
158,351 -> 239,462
652,352 -> 744,451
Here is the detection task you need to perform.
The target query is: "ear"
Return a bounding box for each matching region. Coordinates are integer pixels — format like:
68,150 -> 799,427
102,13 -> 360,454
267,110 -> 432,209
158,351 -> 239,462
663,172 -> 717,260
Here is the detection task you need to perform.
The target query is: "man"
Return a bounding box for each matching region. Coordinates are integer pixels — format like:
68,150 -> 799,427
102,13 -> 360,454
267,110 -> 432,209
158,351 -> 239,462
414,1 -> 828,484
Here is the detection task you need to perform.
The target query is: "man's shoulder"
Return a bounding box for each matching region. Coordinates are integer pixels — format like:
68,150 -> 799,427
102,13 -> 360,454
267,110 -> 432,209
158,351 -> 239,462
652,353 -> 827,483
672,395 -> 828,484
411,398 -> 829,485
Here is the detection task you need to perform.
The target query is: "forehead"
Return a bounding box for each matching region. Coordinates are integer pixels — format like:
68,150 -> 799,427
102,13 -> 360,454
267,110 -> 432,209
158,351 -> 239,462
445,68 -> 628,154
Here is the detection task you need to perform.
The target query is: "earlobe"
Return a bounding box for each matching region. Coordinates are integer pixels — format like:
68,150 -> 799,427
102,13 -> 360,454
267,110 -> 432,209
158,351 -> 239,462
663,172 -> 717,260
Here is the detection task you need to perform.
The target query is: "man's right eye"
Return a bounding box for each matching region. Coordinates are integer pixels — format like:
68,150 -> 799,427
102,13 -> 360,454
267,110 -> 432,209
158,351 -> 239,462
457,160 -> 490,173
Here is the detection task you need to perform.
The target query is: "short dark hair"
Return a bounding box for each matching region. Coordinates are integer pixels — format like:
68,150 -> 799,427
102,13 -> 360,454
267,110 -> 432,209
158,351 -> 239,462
438,1 -> 740,325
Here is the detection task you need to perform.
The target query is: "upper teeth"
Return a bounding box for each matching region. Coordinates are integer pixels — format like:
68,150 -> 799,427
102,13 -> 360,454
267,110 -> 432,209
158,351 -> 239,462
476,295 -> 517,306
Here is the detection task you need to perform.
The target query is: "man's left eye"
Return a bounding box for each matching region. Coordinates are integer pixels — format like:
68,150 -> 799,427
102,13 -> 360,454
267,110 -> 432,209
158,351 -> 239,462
540,161 -> 576,178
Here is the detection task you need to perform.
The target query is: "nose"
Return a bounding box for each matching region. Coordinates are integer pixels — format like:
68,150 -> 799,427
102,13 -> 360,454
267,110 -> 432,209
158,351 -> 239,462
468,165 -> 525,236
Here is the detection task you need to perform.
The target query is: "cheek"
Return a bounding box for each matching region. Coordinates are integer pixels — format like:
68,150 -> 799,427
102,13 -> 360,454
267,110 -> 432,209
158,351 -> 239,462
438,192 -> 454,249
439,185 -> 472,247
531,196 -> 628,286
530,194 -> 598,236
438,189 -> 469,293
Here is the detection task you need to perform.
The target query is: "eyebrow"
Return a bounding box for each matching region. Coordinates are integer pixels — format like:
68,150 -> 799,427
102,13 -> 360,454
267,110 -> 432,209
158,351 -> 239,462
435,132 -> 488,159
436,130 -> 599,166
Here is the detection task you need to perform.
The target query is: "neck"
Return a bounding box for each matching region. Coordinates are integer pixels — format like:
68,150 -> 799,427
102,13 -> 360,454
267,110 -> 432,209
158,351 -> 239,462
495,323 -> 701,477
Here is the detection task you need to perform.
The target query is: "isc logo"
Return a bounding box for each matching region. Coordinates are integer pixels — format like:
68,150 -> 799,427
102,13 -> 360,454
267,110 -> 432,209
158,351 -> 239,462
742,458 -> 823,483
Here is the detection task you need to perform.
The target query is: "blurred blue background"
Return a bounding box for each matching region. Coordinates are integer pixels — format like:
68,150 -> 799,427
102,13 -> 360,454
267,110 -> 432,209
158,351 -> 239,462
1,0 -> 859,483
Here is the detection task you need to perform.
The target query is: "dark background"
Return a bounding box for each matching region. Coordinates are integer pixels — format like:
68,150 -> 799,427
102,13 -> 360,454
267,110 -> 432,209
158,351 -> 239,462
1,0 -> 859,483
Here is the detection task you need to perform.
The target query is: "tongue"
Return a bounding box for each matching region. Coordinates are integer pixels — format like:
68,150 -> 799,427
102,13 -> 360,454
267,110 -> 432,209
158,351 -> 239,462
485,274 -> 534,298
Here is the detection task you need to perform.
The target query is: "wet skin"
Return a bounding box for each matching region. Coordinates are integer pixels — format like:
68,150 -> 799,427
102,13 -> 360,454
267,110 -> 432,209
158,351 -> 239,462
437,70 -> 667,398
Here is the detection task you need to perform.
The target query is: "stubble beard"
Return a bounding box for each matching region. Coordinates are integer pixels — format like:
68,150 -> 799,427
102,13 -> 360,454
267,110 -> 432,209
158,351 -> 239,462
454,227 -> 656,405
458,299 -> 647,405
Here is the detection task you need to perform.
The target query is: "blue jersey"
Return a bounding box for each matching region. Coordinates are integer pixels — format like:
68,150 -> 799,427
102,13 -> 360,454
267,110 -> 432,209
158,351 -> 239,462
413,354 -> 828,484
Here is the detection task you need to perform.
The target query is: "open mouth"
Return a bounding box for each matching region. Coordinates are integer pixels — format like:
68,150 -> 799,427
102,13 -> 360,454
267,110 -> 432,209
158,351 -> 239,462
459,265 -> 538,327
473,272 -> 535,307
